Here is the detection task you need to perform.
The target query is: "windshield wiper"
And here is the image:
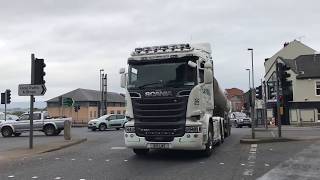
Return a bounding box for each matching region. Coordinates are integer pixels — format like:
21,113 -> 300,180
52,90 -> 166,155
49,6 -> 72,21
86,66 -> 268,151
137,81 -> 163,88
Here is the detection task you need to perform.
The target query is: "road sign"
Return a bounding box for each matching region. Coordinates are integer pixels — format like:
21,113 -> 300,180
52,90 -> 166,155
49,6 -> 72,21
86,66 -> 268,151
63,97 -> 74,107
18,84 -> 46,96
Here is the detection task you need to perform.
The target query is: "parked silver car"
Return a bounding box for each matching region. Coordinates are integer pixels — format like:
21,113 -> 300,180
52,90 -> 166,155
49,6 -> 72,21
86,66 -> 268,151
0,111 -> 71,137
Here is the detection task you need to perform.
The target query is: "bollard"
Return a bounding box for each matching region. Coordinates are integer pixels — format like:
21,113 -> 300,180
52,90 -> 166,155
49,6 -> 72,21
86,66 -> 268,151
64,120 -> 71,140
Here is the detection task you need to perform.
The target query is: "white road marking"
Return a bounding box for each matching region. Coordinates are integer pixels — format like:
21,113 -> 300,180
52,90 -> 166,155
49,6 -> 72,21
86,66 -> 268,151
79,179 -> 86,180
270,131 -> 275,137
269,148 -> 273,151
71,158 -> 76,161
264,163 -> 270,167
199,161 -> 205,164
54,177 -> 62,180
8,175 -> 15,178
38,157 -> 42,160
111,146 -> 127,150
241,163 -> 245,166
31,176 -> 38,179
243,144 -> 258,176
55,157 -> 60,160
219,162 -> 224,165
88,158 -> 93,161
105,159 -> 110,162
124,159 -> 128,162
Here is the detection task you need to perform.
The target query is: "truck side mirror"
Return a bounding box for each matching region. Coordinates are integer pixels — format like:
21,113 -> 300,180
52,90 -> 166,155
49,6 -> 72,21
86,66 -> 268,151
120,73 -> 126,88
188,61 -> 197,68
119,68 -> 125,74
204,62 -> 213,84
119,68 -> 126,88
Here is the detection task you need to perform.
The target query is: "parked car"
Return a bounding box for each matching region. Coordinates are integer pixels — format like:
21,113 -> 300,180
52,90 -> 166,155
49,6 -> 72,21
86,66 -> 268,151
0,113 -> 19,124
0,111 -> 71,137
88,114 -> 127,131
229,112 -> 252,128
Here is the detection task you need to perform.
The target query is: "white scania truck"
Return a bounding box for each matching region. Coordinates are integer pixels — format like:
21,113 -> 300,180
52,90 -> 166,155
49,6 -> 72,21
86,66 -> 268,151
119,43 -> 231,156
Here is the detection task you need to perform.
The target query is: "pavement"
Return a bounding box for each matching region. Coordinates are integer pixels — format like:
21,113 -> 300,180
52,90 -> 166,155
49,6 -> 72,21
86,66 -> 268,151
240,126 -> 320,144
0,127 -> 319,180
0,128 -> 88,164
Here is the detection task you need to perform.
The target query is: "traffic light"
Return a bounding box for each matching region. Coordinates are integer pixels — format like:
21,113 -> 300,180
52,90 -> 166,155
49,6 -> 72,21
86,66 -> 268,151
74,105 -> 80,112
34,58 -> 46,85
5,89 -> 11,104
277,63 -> 291,95
255,85 -> 262,99
1,93 -> 5,104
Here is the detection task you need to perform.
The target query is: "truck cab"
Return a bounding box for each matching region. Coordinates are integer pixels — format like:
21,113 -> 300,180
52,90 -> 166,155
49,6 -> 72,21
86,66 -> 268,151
120,43 -> 230,156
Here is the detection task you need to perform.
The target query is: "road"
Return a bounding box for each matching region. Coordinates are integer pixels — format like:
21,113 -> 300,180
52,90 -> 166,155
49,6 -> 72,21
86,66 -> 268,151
0,127 -> 318,180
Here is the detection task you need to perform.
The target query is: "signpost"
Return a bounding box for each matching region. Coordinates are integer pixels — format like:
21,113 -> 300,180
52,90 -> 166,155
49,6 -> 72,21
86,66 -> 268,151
18,84 -> 46,96
18,54 -> 46,149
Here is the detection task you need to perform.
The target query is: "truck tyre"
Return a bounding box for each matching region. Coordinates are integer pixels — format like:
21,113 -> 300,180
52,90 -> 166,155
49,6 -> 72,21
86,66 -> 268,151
14,133 -> 22,137
1,127 -> 13,137
201,124 -> 213,157
116,128 -> 120,130
133,149 -> 149,155
99,123 -> 107,131
44,124 -> 56,136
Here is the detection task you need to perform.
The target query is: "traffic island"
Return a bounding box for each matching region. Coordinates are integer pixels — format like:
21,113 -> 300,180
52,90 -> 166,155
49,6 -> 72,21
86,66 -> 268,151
0,138 -> 87,164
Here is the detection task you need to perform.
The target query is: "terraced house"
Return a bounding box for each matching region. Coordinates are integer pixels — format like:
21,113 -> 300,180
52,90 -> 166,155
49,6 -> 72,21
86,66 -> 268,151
264,40 -> 320,125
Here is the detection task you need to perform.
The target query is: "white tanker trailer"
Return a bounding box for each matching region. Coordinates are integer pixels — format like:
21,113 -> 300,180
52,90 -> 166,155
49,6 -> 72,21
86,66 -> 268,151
120,43 -> 231,157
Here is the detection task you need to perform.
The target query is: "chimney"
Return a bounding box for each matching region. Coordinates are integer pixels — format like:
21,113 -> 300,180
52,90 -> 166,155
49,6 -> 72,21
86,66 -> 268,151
284,42 -> 289,47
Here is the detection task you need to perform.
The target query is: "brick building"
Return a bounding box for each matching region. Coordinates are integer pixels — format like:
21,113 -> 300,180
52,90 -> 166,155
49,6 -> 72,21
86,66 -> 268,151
47,88 -> 125,124
225,88 -> 245,112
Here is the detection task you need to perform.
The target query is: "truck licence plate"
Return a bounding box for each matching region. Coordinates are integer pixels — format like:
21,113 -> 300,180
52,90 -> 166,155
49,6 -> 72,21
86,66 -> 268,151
148,143 -> 169,149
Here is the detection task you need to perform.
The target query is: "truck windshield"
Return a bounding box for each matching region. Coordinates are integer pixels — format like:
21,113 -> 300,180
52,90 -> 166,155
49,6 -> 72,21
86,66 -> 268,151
128,60 -> 196,89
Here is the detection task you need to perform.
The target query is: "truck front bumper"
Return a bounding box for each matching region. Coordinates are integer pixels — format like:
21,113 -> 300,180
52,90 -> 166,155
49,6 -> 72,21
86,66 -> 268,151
124,132 -> 206,150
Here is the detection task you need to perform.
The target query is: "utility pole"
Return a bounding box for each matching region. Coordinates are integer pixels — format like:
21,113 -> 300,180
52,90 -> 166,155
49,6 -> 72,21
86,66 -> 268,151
99,69 -> 104,117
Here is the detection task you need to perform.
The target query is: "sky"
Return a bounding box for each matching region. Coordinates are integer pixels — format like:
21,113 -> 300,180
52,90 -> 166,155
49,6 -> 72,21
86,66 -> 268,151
0,0 -> 320,103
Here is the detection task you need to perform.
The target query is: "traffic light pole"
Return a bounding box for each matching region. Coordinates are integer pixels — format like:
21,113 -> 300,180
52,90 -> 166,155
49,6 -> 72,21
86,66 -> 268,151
276,62 -> 282,138
29,53 -> 35,149
4,93 -> 6,121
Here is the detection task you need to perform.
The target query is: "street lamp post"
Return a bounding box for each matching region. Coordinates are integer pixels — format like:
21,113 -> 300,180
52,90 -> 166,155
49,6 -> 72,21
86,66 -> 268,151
103,74 -> 107,115
248,48 -> 255,139
99,69 -> 104,117
246,69 -> 251,90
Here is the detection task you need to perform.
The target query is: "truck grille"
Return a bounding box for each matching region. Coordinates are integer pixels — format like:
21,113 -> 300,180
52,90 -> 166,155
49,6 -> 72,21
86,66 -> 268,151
132,95 -> 188,137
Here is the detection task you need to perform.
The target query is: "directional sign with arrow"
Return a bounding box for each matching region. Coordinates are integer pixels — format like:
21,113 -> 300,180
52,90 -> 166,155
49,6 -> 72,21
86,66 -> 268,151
18,84 -> 47,96
63,97 -> 74,107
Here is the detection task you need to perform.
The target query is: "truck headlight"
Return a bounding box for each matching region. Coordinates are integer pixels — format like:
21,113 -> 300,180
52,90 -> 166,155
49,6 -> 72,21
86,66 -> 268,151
125,126 -> 135,133
185,126 -> 202,133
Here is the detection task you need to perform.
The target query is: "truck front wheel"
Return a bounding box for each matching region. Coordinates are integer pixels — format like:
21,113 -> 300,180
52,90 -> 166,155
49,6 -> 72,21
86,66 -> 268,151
201,125 -> 213,157
44,124 -> 56,136
133,149 -> 149,155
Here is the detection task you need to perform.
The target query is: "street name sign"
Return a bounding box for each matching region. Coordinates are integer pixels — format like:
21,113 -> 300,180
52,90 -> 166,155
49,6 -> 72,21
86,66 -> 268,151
18,84 -> 47,96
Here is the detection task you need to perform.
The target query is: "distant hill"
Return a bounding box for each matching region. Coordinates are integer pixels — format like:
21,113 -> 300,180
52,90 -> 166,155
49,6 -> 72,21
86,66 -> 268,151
0,101 -> 46,112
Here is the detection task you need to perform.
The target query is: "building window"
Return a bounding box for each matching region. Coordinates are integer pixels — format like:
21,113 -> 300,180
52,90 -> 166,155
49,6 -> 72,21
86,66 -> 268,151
90,111 -> 92,118
94,111 -> 96,118
316,81 -> 320,96
110,110 -> 114,114
117,110 -> 121,114
318,108 -> 320,122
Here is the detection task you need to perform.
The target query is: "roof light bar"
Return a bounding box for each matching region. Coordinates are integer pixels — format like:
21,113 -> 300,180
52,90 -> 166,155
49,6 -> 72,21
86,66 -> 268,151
132,43 -> 192,56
